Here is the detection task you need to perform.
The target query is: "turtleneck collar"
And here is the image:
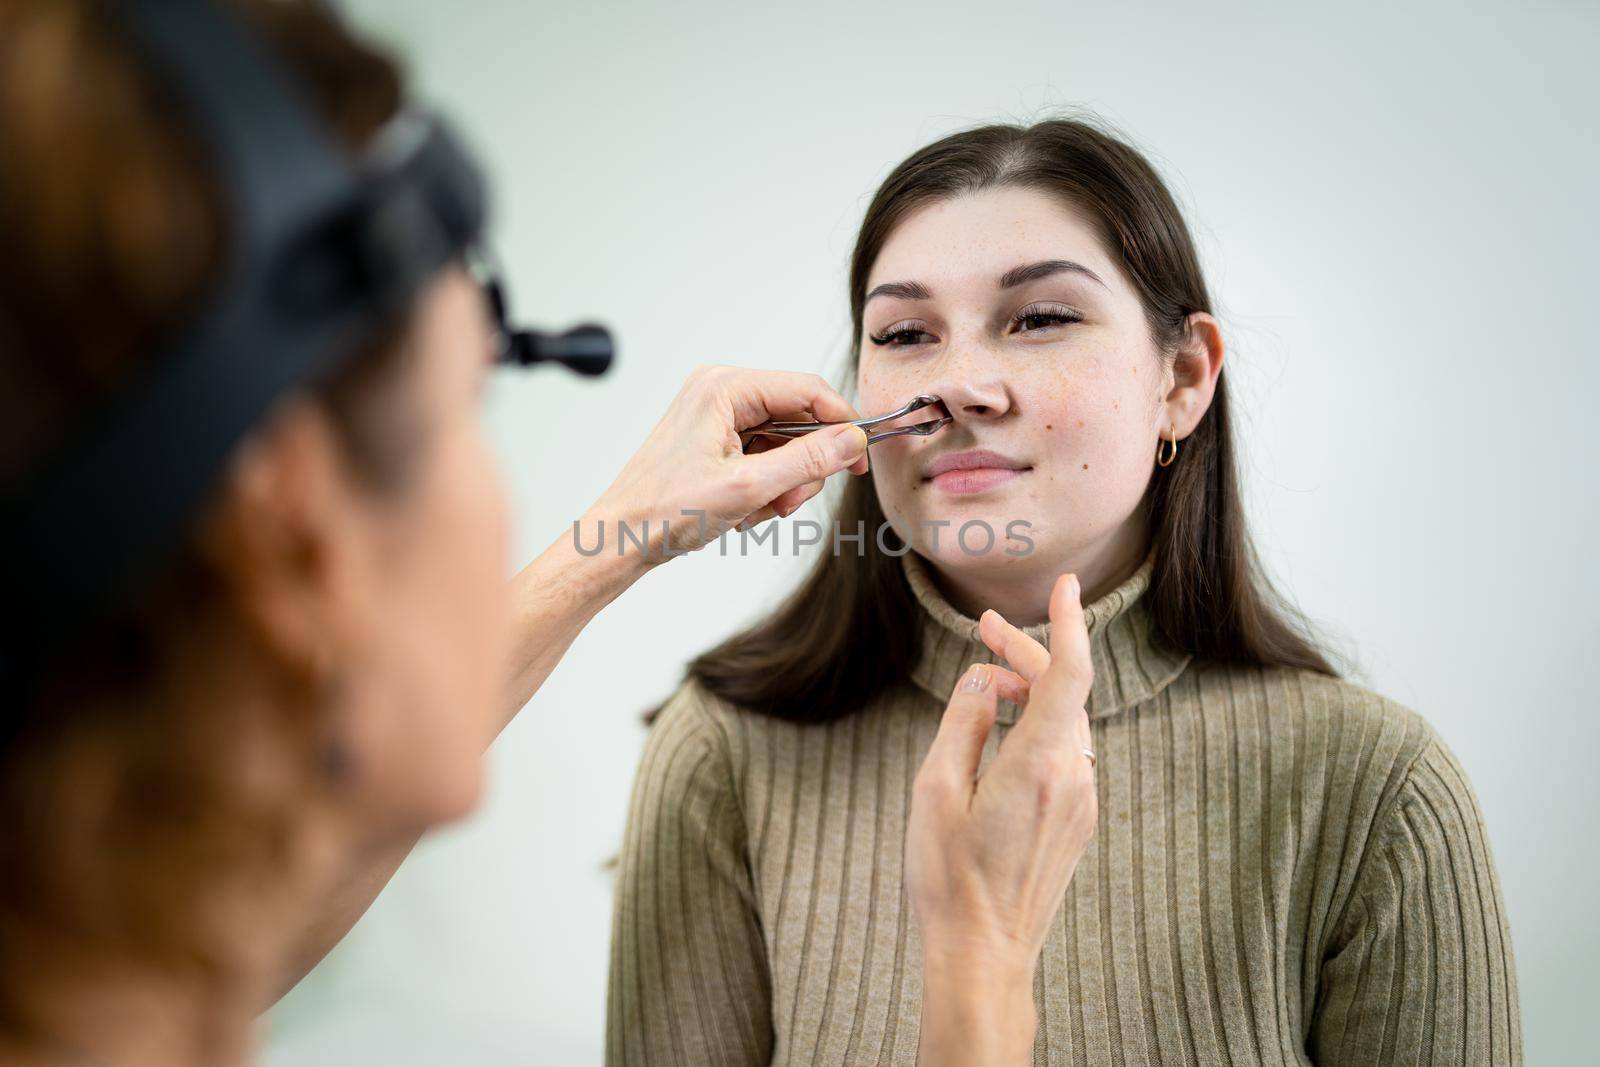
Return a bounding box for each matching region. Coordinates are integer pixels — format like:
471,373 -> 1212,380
900,545 -> 1192,725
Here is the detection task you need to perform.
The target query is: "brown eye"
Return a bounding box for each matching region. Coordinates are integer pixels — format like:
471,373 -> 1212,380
869,320 -> 934,347
1011,303 -> 1084,333
871,328 -> 930,346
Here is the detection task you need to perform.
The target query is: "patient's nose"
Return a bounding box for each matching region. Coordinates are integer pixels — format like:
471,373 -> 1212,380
926,378 -> 1012,423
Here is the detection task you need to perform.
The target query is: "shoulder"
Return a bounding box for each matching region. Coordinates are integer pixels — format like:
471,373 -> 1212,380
621,681 -> 766,870
1319,693 -> 1510,955
1194,663 -> 1505,920
645,673 -> 743,754
651,670 -> 852,760
1190,658 -> 1440,810
631,677 -> 745,801
1357,716 -> 1496,869
1276,667 -> 1487,861
643,674 -> 797,784
1185,662 -> 1506,924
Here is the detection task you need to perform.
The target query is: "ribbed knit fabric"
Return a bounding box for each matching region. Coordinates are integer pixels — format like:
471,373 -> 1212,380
606,548 -> 1522,1066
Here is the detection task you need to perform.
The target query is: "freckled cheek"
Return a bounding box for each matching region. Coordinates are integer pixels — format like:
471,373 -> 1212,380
855,359 -> 905,414
1027,388 -> 1125,477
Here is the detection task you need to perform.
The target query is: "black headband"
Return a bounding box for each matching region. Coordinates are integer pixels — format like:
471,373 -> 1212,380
0,0 -> 608,694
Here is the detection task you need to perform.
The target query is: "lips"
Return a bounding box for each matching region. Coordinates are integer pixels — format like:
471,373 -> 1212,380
922,448 -> 1033,495
923,449 -> 1031,480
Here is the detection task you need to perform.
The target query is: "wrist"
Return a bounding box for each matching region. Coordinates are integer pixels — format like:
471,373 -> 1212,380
559,504 -> 658,602
581,488 -> 704,574
920,929 -> 1035,988
919,946 -> 1036,1066
494,510 -> 652,730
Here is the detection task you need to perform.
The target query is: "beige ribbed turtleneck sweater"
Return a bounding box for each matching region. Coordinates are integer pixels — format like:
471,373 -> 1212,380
606,549 -> 1521,1066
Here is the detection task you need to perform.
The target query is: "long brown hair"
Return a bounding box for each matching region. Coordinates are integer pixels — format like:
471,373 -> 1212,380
667,116 -> 1340,725
0,0 -> 418,1029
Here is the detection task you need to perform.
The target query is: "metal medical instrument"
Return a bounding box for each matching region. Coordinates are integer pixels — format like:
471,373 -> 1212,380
739,394 -> 951,450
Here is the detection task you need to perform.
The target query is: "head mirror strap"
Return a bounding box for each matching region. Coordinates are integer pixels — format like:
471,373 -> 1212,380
0,5 -> 484,677
347,115 -> 488,311
113,0 -> 353,251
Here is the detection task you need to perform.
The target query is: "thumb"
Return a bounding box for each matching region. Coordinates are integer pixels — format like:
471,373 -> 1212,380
735,424 -> 867,508
923,663 -> 1000,790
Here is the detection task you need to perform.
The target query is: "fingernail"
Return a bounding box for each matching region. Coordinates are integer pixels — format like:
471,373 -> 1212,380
1066,573 -> 1079,597
961,663 -> 992,692
833,424 -> 868,462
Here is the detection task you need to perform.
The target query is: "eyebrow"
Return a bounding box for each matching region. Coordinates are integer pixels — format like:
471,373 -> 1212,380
864,258 -> 1108,305
863,280 -> 933,303
999,258 -> 1108,291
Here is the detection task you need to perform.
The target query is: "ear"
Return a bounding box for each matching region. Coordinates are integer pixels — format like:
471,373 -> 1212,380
1162,311 -> 1225,438
195,395 -> 375,693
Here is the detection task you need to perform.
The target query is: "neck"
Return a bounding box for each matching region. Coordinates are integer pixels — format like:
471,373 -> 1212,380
0,781 -> 349,1067
928,530 -> 1154,627
0,637 -> 365,1067
0,942 -> 264,1067
902,535 -> 1189,724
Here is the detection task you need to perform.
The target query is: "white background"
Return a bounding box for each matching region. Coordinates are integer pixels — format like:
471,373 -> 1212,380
265,1 -> 1597,1063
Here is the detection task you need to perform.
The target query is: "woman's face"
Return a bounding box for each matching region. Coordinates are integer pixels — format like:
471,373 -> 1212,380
856,186 -> 1173,608
332,265 -> 511,836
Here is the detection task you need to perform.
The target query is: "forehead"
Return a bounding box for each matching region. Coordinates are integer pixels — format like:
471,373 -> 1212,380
866,185 -> 1117,292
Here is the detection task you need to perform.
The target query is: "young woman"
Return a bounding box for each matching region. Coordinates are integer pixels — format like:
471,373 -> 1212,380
607,119 -> 1522,1065
0,3 -> 1094,1065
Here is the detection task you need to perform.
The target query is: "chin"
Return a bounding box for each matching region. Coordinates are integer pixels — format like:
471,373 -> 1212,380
917,536 -> 1034,573
377,757 -> 488,836
894,504 -> 1032,563
431,761 -> 489,826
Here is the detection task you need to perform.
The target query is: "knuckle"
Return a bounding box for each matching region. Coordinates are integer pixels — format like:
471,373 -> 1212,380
1024,744 -> 1099,816
950,701 -> 993,737
1059,660 -> 1094,698
1033,773 -> 1062,813
912,768 -> 954,807
1025,754 -> 1065,800
1073,770 -> 1097,802
1020,743 -> 1054,777
1072,646 -> 1095,682
699,363 -> 733,388
940,698 -> 974,727
685,363 -> 721,397
1080,794 -> 1101,837
723,467 -> 758,501
1072,772 -> 1099,819
798,442 -> 833,482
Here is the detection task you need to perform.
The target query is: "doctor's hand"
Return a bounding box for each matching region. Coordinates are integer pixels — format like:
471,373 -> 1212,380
906,572 -> 1098,1067
583,364 -> 869,563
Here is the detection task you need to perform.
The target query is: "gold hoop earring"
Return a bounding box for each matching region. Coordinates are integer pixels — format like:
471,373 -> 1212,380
1157,424 -> 1178,468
